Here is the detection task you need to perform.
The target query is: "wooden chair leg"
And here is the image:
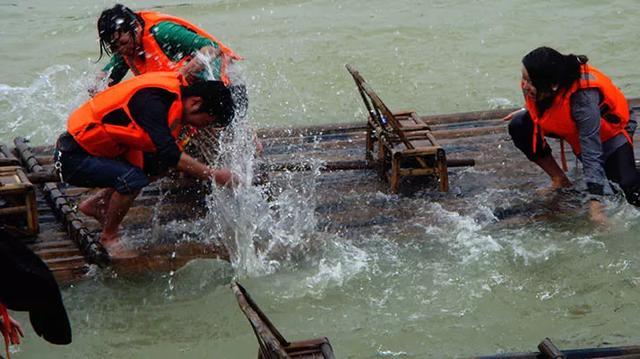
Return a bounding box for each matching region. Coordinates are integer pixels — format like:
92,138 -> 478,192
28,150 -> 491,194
378,140 -> 386,180
365,122 -> 374,163
436,149 -> 449,192
390,154 -> 400,193
25,190 -> 39,235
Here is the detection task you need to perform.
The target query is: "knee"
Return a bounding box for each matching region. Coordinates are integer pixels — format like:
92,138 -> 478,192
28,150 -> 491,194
114,168 -> 149,194
508,111 -> 529,139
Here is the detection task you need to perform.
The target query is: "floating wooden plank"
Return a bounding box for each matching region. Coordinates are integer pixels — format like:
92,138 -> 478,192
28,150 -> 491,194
475,339 -> 640,359
232,281 -> 336,359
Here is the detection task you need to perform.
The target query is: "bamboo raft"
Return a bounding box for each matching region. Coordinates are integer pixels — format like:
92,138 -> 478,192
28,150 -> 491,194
2,92 -> 640,285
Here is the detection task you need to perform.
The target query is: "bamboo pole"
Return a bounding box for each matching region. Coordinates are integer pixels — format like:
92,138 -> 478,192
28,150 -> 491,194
21,156 -> 474,186
0,144 -> 20,166
257,97 -> 640,140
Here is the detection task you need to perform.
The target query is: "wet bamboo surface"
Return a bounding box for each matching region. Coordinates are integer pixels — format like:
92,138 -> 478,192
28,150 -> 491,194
3,98 -> 640,286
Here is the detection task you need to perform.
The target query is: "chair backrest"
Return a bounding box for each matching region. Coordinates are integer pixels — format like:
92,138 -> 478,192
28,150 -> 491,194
231,281 -> 291,359
345,64 -> 416,150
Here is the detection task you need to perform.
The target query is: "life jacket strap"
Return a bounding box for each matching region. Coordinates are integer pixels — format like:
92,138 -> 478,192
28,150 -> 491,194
0,303 -> 12,359
559,139 -> 568,172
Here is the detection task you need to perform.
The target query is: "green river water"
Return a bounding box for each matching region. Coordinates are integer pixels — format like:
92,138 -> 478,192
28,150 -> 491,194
1,0 -> 640,358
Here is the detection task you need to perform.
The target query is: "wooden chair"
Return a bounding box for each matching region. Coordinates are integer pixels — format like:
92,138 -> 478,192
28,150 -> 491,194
231,281 -> 335,359
0,166 -> 38,237
345,64 -> 448,193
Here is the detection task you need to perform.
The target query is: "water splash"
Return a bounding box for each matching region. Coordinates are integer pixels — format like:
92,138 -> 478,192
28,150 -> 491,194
0,64 -> 97,143
188,58 -> 370,286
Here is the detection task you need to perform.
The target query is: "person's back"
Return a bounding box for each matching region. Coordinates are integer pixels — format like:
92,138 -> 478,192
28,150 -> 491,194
56,74 -> 239,255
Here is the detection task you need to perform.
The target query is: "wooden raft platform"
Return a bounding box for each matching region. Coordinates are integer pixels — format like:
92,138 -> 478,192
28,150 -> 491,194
3,95 -> 640,285
1,138 -> 228,284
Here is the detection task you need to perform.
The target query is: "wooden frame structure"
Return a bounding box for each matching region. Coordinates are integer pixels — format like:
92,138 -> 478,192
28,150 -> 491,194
0,165 -> 38,236
345,64 -> 449,193
14,138 -> 110,266
231,281 -> 335,359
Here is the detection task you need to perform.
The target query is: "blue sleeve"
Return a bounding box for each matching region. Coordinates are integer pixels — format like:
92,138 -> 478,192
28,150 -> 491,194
570,89 -> 606,195
128,89 -> 182,172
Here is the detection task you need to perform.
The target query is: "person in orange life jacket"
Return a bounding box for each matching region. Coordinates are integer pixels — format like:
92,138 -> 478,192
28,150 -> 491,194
95,4 -> 241,88
93,4 -> 260,151
504,47 -> 640,224
54,72 -> 240,255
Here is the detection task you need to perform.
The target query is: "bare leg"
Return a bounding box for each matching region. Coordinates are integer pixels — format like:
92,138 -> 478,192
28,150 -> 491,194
78,188 -> 115,225
100,191 -> 139,255
535,155 -> 572,189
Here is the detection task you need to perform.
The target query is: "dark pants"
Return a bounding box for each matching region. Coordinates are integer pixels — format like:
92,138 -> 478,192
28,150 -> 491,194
604,143 -> 640,205
54,133 -> 149,194
508,111 -> 552,161
508,111 -> 640,206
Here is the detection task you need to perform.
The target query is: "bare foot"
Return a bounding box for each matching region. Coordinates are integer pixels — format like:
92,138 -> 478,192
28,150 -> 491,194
78,200 -> 106,225
588,200 -> 609,229
78,189 -> 115,225
551,176 -> 572,189
101,235 -> 136,259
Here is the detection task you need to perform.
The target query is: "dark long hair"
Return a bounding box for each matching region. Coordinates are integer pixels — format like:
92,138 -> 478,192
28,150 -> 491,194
96,4 -> 143,62
522,46 -> 589,95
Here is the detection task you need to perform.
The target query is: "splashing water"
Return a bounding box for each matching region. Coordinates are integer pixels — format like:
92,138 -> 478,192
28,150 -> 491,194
186,56 -> 370,284
0,65 -> 99,143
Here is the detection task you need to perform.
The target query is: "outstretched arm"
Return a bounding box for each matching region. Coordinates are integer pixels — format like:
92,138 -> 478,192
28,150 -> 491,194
572,89 -> 606,196
152,21 -> 222,82
176,152 -> 238,187
571,89 -> 608,226
90,55 -> 130,96
179,46 -> 222,83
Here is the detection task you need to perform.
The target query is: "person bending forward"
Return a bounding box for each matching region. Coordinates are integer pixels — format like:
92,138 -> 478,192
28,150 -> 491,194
507,46 -> 640,223
55,72 -> 239,255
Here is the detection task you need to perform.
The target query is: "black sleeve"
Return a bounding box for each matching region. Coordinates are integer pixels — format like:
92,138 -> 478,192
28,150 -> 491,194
128,88 -> 182,172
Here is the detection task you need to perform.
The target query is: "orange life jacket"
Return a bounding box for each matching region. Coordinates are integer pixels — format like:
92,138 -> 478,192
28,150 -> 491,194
67,72 -> 185,168
525,65 -> 631,155
123,11 -> 242,86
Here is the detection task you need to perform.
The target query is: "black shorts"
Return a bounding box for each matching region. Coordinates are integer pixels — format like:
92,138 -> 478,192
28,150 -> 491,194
54,133 -> 149,194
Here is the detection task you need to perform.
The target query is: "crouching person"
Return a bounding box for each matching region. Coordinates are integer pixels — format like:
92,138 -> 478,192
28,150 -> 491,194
54,72 -> 239,255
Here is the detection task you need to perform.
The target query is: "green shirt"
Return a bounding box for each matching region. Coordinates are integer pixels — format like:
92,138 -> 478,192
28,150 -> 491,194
102,21 -> 221,84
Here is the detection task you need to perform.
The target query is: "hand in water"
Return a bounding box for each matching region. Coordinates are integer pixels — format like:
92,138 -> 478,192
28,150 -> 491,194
536,177 -> 573,196
209,168 -> 242,188
588,200 -> 608,228
88,72 -> 110,97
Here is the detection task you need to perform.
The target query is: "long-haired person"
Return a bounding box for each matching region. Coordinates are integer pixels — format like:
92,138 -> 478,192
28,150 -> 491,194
506,46 -> 640,223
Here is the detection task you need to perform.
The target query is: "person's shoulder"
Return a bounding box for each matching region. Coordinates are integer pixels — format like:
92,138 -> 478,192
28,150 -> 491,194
151,21 -> 187,35
571,87 -> 601,105
130,88 -> 176,108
